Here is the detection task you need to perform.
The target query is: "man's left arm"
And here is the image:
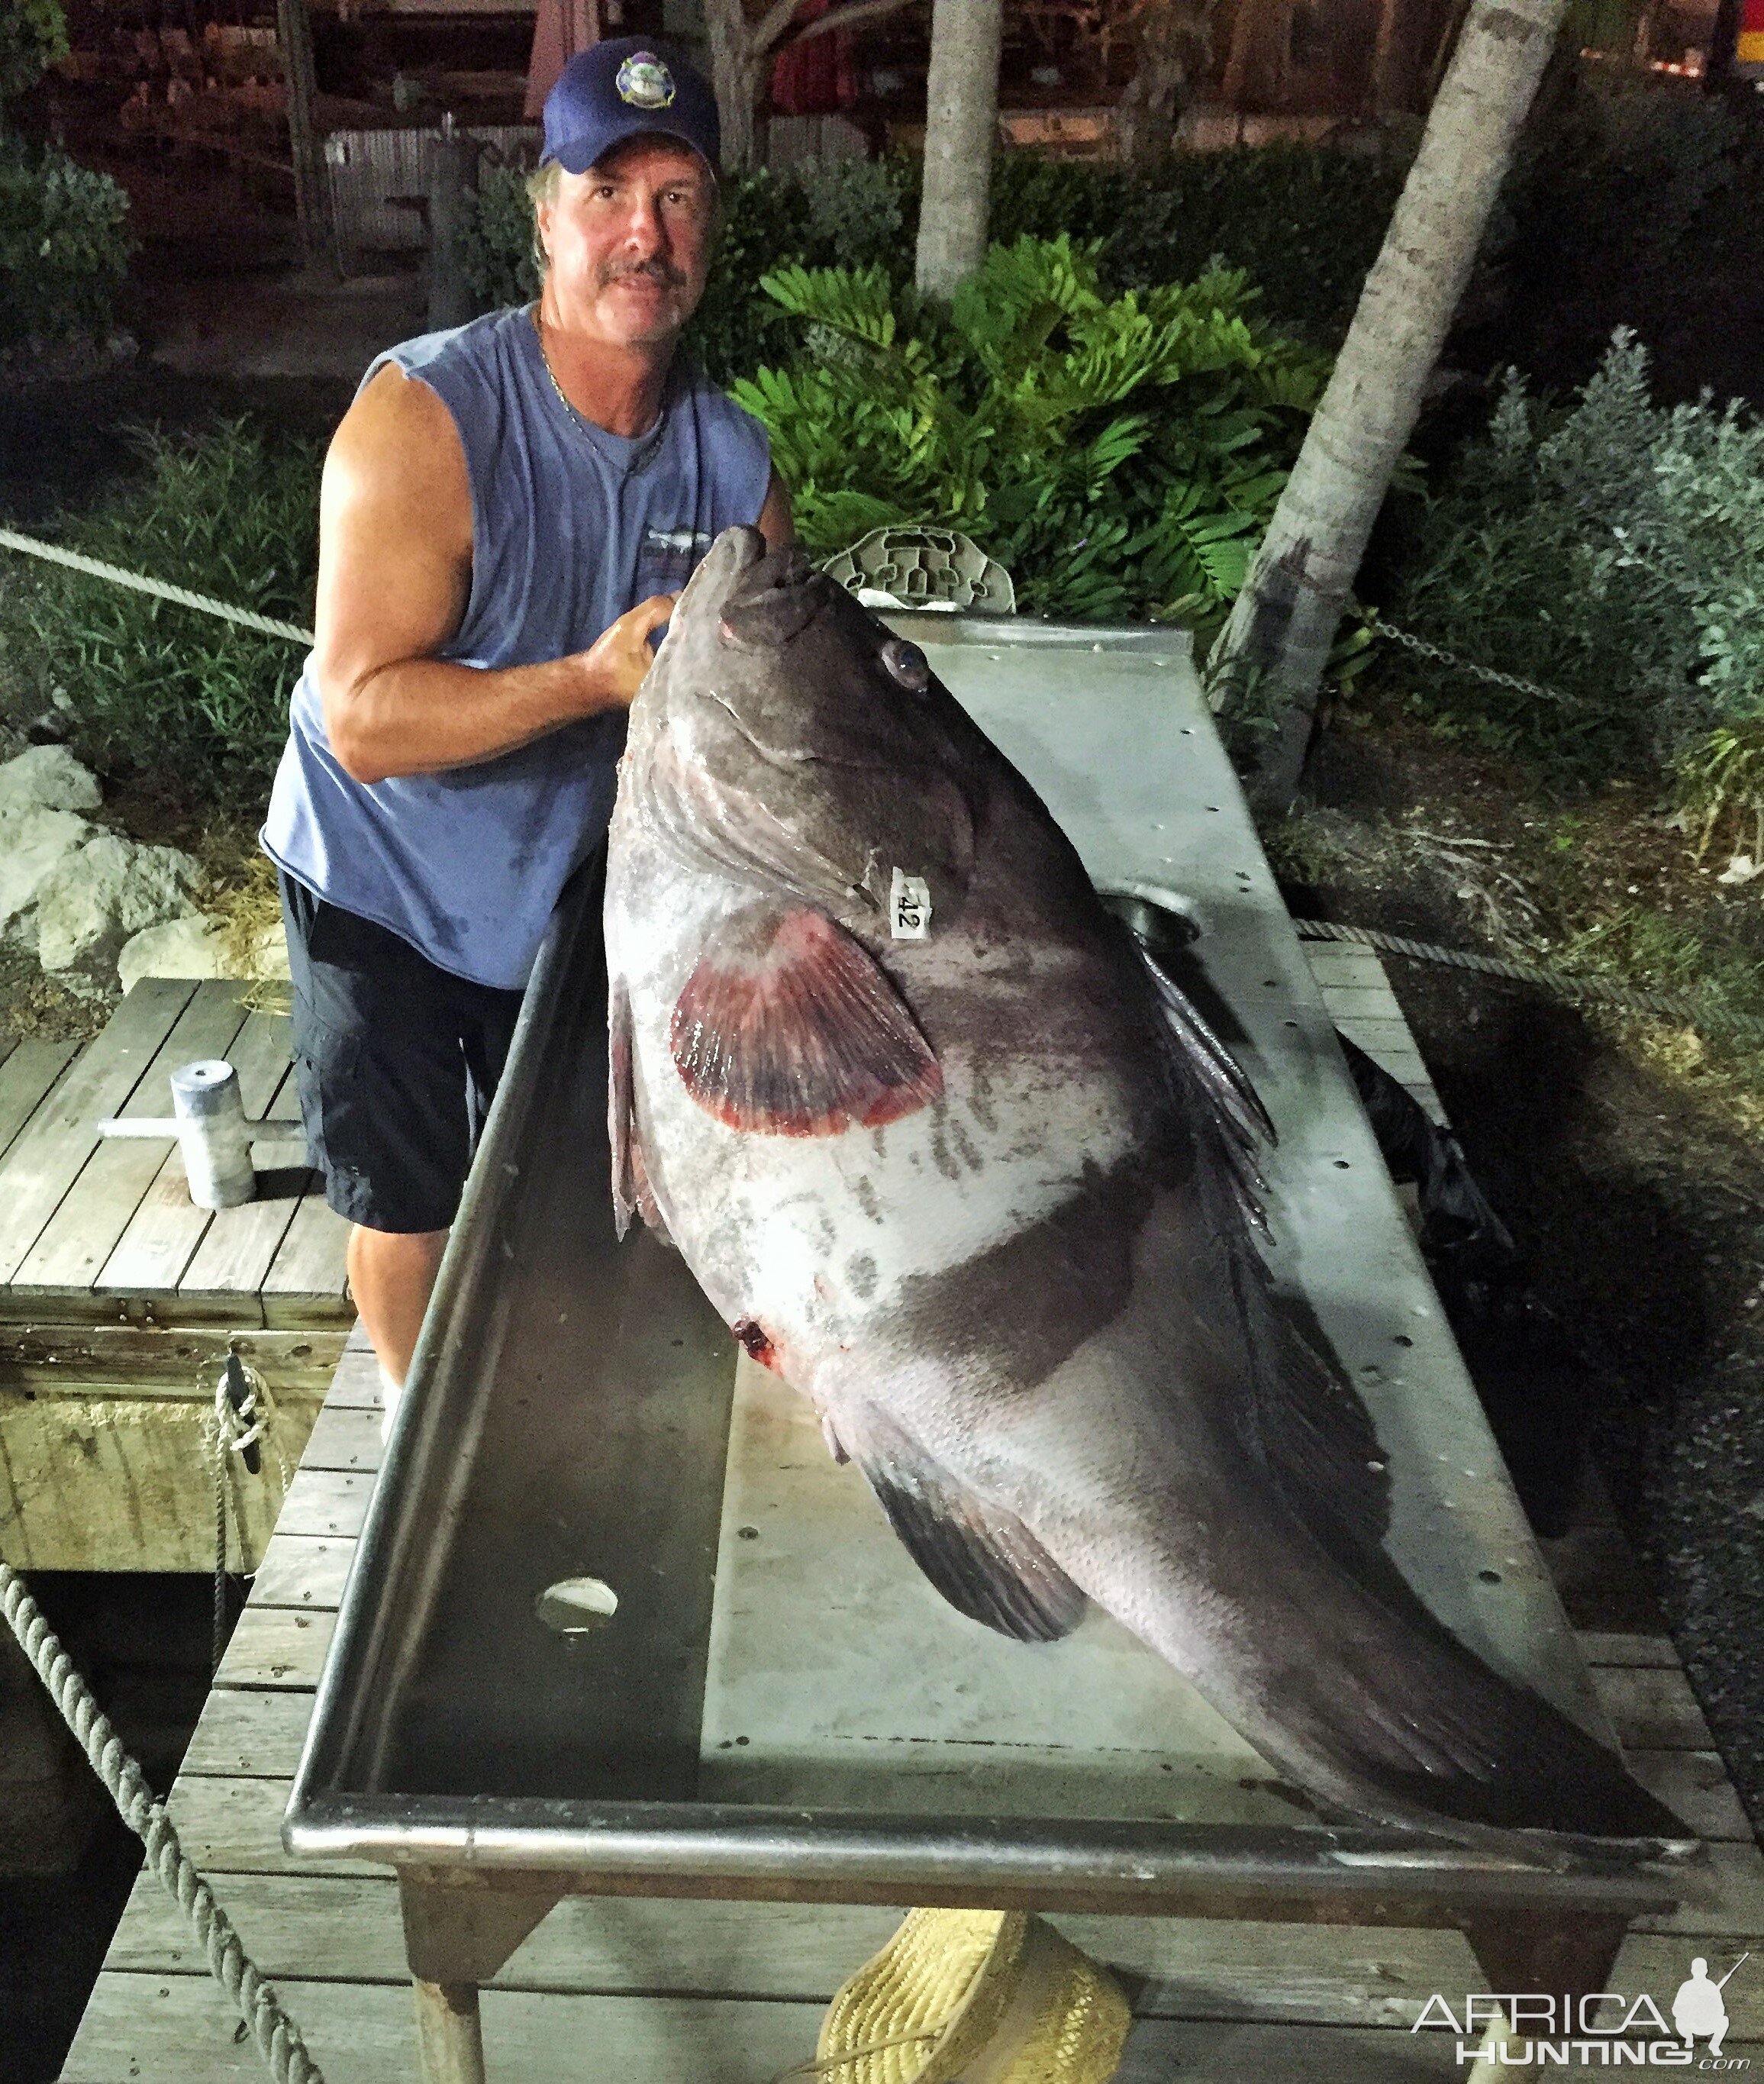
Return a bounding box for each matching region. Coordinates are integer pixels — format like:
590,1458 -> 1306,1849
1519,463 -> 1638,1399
757,467 -> 795,549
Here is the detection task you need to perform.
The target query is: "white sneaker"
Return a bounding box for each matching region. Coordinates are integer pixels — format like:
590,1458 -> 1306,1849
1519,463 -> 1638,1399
379,1363 -> 402,1447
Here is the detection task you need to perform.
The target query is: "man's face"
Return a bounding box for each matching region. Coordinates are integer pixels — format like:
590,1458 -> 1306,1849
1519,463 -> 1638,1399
537,137 -> 715,350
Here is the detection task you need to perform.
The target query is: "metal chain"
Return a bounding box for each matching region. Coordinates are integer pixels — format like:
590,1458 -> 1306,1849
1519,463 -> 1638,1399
1294,917 -> 1764,1038
1376,620 -> 1578,709
0,1560 -> 324,2084
0,527 -> 315,646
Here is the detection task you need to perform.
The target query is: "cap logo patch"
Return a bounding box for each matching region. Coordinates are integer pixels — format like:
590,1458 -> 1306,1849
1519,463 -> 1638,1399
616,50 -> 676,108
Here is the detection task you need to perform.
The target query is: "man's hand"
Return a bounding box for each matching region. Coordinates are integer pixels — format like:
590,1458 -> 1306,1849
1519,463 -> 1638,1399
315,370 -> 671,786
578,593 -> 676,710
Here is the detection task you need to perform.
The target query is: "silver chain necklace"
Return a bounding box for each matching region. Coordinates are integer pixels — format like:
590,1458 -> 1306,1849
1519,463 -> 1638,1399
530,307 -> 668,473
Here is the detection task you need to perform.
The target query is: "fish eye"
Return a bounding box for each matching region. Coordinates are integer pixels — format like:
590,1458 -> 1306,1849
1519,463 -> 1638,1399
880,639 -> 930,692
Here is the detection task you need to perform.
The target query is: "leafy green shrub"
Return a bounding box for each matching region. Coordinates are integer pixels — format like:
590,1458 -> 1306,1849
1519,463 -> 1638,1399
1503,69 -> 1743,292
0,137 -> 133,348
459,143 -> 1392,376
982,144 -> 1405,347
12,422 -> 320,799
1384,333 -> 1764,798
456,158 -> 540,312
731,236 -> 1323,623
799,153 -> 918,272
0,0 -> 68,105
685,164 -> 818,386
986,154 -> 1123,250
1097,142 -> 1405,347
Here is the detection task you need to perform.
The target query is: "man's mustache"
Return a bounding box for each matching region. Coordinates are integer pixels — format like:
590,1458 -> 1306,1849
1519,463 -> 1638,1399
596,256 -> 688,290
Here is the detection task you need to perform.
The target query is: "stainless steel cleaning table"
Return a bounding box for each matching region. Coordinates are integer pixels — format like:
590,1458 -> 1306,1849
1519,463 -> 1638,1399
284,619 -> 1688,2083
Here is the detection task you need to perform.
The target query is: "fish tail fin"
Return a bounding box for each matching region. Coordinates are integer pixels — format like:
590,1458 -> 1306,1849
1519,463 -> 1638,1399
1188,1547 -> 1691,1857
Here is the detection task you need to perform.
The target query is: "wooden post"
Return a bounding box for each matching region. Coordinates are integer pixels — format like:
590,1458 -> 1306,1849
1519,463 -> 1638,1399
412,1979 -> 486,2084
1221,0 -> 1269,107
427,122 -> 482,333
1367,0 -> 1405,111
276,0 -> 331,268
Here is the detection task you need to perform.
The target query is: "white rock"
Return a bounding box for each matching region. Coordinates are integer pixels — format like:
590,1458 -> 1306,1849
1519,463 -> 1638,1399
116,915 -> 228,995
116,915 -> 289,994
0,744 -> 103,817
0,803 -> 92,937
36,834 -> 201,973
254,921 -> 292,981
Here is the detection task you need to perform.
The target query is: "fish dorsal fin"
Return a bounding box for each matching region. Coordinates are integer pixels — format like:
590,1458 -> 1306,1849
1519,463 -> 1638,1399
1128,931 -> 1390,1561
672,905 -> 942,1137
1230,1256 -> 1392,1563
1133,936 -> 1274,1236
842,1408 -> 1086,1644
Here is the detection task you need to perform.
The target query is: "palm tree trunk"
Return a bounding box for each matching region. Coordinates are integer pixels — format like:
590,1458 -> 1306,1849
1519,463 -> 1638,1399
915,0 -> 1006,298
1206,0 -> 1569,803
703,0 -> 766,170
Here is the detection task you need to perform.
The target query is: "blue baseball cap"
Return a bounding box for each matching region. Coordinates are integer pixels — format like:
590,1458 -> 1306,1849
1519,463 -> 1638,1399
540,37 -> 721,177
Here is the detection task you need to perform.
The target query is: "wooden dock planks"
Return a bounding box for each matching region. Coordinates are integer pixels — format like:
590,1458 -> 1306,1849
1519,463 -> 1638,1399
13,982 -> 254,1298
98,1005 -> 300,1302
0,979 -> 349,1330
0,984 -> 348,1569
0,1037 -> 79,1162
1303,940 -> 1446,1121
0,979 -> 196,1289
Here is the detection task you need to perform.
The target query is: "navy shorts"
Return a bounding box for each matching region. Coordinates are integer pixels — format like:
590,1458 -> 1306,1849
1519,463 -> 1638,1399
279,874 -> 525,1234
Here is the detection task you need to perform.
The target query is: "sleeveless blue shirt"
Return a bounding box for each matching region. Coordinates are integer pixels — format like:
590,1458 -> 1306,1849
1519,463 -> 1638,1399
261,305 -> 772,989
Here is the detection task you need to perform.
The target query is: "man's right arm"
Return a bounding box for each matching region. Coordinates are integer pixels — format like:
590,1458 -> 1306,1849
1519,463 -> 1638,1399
313,365 -> 672,786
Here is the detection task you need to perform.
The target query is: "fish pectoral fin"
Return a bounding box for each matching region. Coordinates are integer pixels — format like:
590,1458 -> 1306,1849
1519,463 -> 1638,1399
670,904 -> 942,1137
846,1417 -> 1085,1644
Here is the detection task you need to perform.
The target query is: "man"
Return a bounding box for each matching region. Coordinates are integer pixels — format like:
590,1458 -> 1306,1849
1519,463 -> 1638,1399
262,37 -> 792,1422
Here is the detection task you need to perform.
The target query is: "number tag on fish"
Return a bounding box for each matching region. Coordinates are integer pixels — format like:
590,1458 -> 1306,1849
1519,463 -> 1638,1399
889,868 -> 932,941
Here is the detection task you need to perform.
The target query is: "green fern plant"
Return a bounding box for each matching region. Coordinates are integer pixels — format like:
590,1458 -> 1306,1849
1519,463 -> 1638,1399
730,237 -> 1324,625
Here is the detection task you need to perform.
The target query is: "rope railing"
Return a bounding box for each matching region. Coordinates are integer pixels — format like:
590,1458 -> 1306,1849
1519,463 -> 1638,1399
0,1551 -> 325,2084
0,527 -> 315,646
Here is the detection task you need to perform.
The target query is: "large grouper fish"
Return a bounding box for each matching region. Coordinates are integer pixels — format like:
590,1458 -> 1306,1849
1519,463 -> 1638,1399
605,527 -> 1682,1857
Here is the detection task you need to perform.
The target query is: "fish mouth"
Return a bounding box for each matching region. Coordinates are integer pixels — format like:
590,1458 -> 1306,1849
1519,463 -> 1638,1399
672,524 -> 769,629
718,537 -> 837,650
669,527 -> 834,652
